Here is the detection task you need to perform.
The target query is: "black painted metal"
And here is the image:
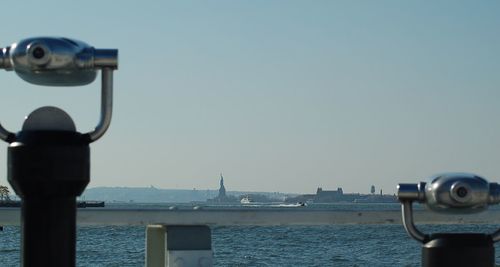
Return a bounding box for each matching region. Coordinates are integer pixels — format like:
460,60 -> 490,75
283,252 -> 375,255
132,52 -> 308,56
7,131 -> 90,267
422,233 -> 494,267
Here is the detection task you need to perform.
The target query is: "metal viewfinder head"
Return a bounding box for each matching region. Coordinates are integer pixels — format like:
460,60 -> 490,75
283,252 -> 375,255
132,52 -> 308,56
398,173 -> 500,214
0,37 -> 117,86
397,173 -> 500,242
0,37 -> 118,142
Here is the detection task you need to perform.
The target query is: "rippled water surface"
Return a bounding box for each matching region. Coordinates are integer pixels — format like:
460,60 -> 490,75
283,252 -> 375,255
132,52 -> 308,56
1,204 -> 500,266
2,224 -> 500,266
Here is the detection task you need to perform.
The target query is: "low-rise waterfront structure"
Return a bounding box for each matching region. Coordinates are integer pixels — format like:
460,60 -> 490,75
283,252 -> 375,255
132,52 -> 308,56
286,187 -> 396,203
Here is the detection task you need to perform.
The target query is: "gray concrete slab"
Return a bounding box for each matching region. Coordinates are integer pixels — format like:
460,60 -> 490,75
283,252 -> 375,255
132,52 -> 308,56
1,208 -> 500,226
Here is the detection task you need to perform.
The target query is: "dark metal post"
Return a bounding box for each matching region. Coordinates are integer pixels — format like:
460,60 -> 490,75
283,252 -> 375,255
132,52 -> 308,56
8,131 -> 90,267
422,234 -> 494,267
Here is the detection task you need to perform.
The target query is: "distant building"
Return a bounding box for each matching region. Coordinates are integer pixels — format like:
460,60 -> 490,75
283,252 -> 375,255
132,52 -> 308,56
206,174 -> 238,203
286,187 -> 356,203
285,186 -> 396,203
314,187 -> 347,202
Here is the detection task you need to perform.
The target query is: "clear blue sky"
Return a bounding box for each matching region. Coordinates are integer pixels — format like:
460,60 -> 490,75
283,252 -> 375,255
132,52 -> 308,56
0,1 -> 499,194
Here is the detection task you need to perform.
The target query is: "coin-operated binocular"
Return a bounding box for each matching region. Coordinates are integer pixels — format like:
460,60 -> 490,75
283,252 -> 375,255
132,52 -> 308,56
0,37 -> 117,267
398,173 -> 500,267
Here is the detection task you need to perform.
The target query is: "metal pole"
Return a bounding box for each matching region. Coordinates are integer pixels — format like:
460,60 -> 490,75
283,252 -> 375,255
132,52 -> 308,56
8,131 -> 90,267
21,197 -> 76,266
422,234 -> 494,267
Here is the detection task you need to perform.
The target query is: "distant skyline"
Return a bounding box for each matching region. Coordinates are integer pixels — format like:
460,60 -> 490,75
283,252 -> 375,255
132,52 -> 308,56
0,1 -> 500,194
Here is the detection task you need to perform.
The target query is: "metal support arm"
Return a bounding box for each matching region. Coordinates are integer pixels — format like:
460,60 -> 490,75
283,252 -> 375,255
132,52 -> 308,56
401,201 -> 427,242
0,67 -> 114,143
0,123 -> 13,142
86,68 -> 113,142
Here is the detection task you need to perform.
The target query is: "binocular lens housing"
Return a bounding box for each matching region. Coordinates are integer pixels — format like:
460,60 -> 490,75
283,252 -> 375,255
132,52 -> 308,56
450,181 -> 472,204
456,187 -> 468,198
398,173 -> 500,214
31,46 -> 45,59
425,173 -> 490,213
1,37 -> 117,86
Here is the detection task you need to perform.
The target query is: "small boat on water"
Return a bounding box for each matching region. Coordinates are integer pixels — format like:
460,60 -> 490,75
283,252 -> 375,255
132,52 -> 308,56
240,196 -> 253,204
276,202 -> 307,207
77,201 -> 106,208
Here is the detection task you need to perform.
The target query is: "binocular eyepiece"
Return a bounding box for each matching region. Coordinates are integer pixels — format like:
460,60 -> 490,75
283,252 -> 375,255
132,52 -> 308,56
398,174 -> 500,244
0,36 -> 118,142
398,173 -> 500,214
1,37 -> 117,86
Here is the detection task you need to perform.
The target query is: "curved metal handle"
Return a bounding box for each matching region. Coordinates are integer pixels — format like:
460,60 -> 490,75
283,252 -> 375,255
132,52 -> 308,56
0,67 -> 114,143
0,37 -> 117,143
0,123 -> 14,142
399,181 -> 500,243
86,68 -> 113,142
401,201 -> 427,243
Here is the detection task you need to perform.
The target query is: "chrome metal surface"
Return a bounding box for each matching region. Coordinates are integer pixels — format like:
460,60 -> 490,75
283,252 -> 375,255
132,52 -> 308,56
0,47 -> 10,69
425,173 -> 490,214
397,182 -> 426,202
87,68 -> 113,141
3,37 -> 96,86
0,123 -> 13,141
401,201 -> 426,242
0,37 -> 118,86
397,174 -> 500,243
0,37 -> 118,142
94,49 -> 118,69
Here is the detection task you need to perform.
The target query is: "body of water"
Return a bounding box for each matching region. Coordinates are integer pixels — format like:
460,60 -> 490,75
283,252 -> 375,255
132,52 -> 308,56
1,203 -> 499,266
